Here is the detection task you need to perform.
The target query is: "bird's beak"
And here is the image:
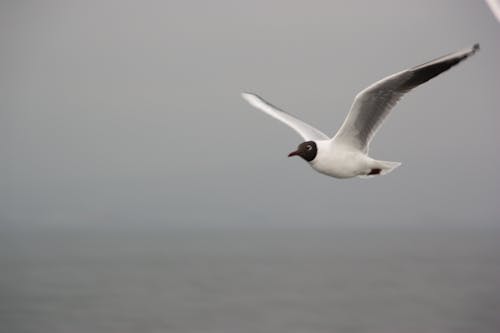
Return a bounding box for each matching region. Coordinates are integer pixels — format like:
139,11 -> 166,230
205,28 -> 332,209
288,150 -> 299,157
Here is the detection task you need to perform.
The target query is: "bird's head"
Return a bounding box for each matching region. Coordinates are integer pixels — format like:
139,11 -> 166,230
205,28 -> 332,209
288,141 -> 318,162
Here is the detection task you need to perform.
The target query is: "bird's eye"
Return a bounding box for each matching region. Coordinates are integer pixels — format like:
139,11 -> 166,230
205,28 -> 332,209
306,145 -> 312,151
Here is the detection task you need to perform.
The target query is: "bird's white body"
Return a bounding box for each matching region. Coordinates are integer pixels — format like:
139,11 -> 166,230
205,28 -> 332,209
311,140 -> 399,178
241,44 -> 479,179
312,141 -> 365,178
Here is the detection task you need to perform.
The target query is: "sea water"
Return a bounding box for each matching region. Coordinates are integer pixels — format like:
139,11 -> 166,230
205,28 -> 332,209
1,226 -> 499,333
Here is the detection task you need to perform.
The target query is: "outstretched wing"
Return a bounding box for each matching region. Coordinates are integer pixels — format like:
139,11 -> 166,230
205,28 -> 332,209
333,44 -> 479,152
241,93 -> 329,141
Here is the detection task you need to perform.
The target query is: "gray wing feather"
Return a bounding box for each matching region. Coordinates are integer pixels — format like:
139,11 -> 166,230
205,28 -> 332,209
333,44 -> 479,152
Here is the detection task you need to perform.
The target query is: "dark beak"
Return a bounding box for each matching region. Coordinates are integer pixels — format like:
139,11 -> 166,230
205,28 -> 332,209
288,150 -> 299,157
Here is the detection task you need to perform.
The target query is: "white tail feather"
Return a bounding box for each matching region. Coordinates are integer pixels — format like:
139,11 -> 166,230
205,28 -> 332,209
378,160 -> 402,175
358,160 -> 402,179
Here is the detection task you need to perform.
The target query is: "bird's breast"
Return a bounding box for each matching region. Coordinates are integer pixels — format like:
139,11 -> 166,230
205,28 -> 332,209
310,143 -> 367,178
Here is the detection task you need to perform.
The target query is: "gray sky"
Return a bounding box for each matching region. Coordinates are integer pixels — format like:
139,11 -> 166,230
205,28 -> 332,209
1,0 -> 499,228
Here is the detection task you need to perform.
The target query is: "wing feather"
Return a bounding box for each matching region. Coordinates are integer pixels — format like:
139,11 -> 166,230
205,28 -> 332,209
241,93 -> 329,141
333,44 -> 479,152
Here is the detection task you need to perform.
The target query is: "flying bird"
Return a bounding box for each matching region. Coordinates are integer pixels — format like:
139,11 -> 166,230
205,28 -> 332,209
242,44 -> 479,179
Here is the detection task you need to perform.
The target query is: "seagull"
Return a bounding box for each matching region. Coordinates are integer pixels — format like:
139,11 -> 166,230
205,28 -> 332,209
241,44 -> 479,179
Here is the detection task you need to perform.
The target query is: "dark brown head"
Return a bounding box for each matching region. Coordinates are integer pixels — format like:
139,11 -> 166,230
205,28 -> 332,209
288,141 -> 317,162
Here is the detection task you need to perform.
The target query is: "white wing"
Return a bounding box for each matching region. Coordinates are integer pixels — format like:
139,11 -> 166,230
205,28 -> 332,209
241,93 -> 329,141
333,44 -> 479,152
485,0 -> 500,22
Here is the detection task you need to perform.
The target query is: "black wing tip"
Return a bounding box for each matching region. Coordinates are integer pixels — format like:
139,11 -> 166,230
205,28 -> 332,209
404,44 -> 479,89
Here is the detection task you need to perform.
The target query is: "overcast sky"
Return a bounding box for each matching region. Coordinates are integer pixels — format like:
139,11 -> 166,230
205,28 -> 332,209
1,0 -> 499,228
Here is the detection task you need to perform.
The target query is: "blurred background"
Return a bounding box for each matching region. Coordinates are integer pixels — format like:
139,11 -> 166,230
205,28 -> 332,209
1,1 -> 499,332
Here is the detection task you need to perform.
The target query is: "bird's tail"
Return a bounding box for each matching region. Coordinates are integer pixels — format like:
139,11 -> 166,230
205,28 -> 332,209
377,160 -> 402,175
358,160 -> 402,179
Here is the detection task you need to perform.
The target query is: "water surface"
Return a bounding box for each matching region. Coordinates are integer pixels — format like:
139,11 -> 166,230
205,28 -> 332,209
1,226 -> 499,333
